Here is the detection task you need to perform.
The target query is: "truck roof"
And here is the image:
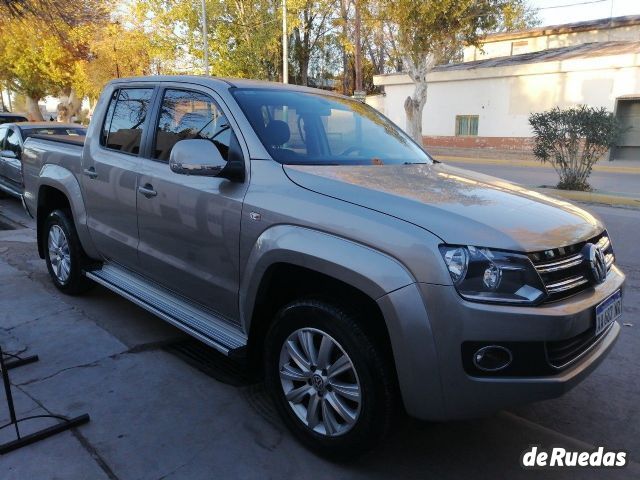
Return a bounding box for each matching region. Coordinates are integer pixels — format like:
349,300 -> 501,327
108,75 -> 343,97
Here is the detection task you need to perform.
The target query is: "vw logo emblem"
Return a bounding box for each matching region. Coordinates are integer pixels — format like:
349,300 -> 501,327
584,243 -> 607,284
311,374 -> 325,392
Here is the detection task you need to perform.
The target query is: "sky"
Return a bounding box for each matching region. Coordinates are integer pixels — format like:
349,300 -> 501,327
530,0 -> 640,26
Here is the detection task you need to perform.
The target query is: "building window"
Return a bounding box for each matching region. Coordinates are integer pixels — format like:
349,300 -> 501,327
455,115 -> 479,136
511,40 -> 529,55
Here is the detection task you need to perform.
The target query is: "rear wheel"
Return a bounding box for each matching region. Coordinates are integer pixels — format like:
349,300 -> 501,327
44,209 -> 92,295
265,299 -> 396,459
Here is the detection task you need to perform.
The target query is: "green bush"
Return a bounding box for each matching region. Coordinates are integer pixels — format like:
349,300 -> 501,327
529,106 -> 622,191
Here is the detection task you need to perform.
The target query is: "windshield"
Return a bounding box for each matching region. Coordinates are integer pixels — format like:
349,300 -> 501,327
232,88 -> 432,166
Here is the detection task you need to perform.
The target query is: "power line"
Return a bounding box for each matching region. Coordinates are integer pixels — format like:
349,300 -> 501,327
537,0 -> 607,10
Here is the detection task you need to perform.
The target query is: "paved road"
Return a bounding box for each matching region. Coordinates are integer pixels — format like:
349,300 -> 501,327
0,196 -> 638,479
442,160 -> 640,196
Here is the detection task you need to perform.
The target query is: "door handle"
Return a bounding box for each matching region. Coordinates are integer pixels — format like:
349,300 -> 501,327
83,167 -> 98,179
138,184 -> 157,198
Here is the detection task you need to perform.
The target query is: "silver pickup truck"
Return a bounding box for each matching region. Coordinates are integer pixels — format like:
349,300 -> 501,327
21,76 -> 624,458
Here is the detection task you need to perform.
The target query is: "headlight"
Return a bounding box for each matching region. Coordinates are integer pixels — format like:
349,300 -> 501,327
439,245 -> 546,305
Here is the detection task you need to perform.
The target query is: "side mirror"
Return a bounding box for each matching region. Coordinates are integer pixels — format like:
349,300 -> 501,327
169,139 -> 227,177
1,150 -> 17,159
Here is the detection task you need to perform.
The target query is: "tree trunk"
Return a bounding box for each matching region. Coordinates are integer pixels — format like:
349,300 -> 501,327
26,96 -> 44,121
404,93 -> 425,143
402,54 -> 435,144
57,88 -> 82,122
6,86 -> 12,111
86,97 -> 96,123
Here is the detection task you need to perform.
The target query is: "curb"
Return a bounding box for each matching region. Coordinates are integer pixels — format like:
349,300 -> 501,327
531,187 -> 640,208
436,155 -> 640,175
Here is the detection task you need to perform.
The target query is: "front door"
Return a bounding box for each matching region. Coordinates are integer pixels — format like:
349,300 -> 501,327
81,87 -> 155,267
136,87 -> 248,322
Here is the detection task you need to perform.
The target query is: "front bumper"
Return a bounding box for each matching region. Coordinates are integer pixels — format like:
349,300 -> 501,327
377,266 -> 625,420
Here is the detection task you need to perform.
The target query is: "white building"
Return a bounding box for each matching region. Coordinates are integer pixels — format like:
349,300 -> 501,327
371,16 -> 640,161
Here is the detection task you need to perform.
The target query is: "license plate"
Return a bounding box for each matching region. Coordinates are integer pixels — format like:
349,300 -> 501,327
595,290 -> 622,336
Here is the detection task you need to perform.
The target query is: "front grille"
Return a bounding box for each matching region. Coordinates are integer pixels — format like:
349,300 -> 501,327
529,231 -> 614,302
545,322 -> 613,369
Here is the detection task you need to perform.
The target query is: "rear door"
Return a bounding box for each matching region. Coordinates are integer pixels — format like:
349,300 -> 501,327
135,85 -> 249,321
81,86 -> 156,267
0,126 -> 7,185
1,127 -> 23,189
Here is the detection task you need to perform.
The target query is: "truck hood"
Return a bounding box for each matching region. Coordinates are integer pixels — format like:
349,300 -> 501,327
284,163 -> 603,252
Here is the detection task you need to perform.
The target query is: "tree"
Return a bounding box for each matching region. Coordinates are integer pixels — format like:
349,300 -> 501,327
529,106 -> 622,191
136,0 -> 283,80
381,0 -> 538,142
0,0 -> 107,25
80,22 -> 163,101
0,0 -> 112,121
289,0 -> 338,86
211,0 -> 282,79
497,0 -> 539,31
0,17 -> 78,119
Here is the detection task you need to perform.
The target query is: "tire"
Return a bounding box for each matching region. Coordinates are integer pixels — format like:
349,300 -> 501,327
43,209 -> 92,295
265,298 -> 397,459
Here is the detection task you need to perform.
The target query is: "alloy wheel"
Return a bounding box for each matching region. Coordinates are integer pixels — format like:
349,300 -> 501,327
278,327 -> 362,437
48,224 -> 71,283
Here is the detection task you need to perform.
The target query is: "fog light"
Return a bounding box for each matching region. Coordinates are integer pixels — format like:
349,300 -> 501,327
473,345 -> 512,372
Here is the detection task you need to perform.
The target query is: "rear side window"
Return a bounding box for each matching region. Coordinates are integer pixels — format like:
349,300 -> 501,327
101,88 -> 153,155
153,89 -> 233,162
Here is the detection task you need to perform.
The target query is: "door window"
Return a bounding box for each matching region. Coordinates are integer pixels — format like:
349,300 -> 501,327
101,88 -> 154,155
4,128 -> 22,156
0,127 -> 7,149
153,89 -> 233,162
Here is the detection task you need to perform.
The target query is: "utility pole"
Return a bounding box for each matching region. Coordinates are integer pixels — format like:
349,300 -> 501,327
353,0 -> 365,102
608,0 -> 614,40
340,0 -> 349,95
282,0 -> 288,83
202,0 -> 209,76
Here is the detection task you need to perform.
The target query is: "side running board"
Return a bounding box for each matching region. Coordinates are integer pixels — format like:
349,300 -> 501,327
85,264 -> 247,357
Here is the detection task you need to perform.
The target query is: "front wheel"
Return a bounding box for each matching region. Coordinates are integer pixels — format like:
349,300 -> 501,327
44,209 -> 92,295
265,299 -> 397,459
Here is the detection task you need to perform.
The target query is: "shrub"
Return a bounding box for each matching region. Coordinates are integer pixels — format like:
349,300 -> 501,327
529,106 -> 622,191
